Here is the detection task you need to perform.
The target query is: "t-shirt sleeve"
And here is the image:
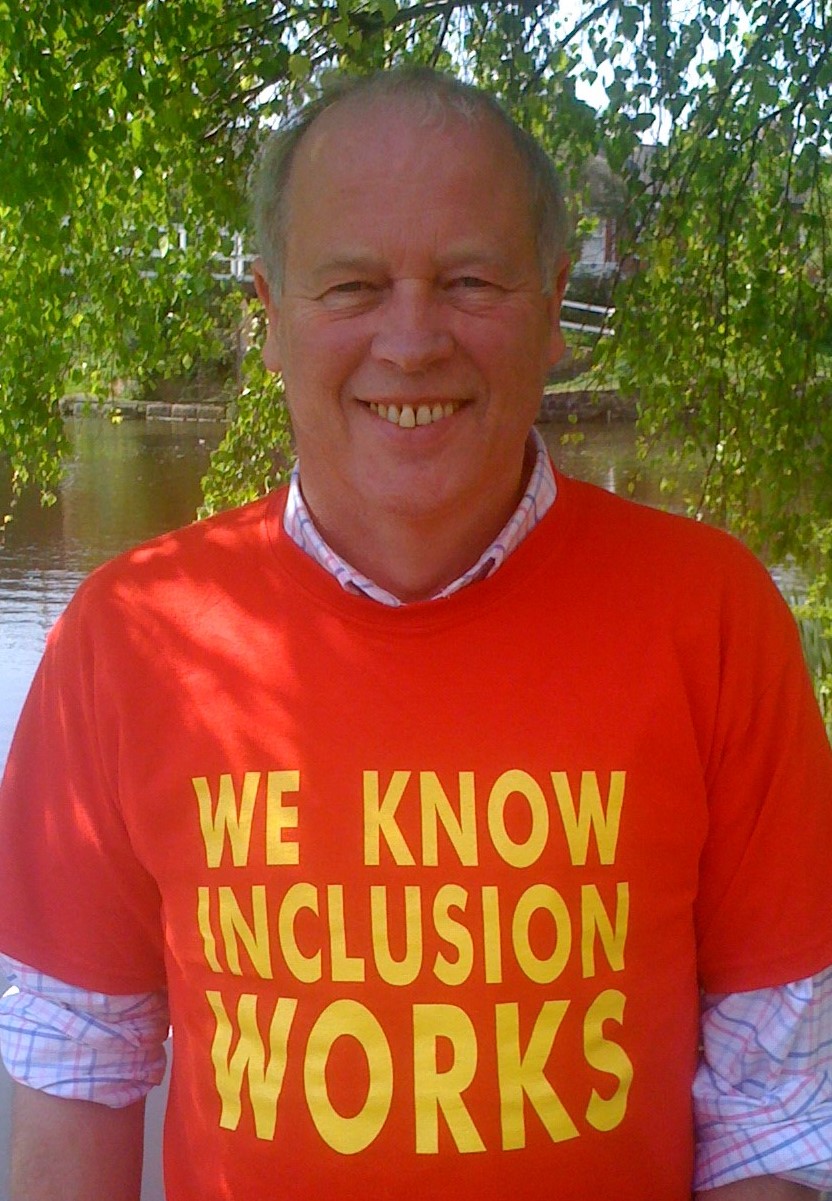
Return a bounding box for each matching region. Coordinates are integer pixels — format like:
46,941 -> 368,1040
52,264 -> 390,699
0,586 -> 167,994
694,547 -> 832,993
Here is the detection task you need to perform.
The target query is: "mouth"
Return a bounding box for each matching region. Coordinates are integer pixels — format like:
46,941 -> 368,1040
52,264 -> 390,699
366,401 -> 461,429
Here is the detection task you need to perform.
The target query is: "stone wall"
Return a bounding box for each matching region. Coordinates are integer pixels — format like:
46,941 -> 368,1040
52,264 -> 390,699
539,387 -> 636,423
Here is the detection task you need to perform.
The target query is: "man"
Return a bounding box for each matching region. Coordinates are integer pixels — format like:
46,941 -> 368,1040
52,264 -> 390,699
1,68 -> 831,1201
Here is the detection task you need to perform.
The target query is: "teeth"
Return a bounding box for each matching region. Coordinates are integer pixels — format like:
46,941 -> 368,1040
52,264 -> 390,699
368,401 -> 459,428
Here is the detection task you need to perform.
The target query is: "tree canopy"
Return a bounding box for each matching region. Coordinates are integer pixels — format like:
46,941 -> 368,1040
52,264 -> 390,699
1,2 -> 830,637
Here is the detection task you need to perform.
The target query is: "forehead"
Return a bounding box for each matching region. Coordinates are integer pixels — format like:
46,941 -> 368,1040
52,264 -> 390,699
297,92 -> 516,166
281,97 -> 536,270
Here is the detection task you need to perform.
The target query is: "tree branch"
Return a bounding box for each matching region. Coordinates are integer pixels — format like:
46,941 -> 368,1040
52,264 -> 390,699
521,0 -> 616,98
428,6 -> 454,67
180,6 -> 294,64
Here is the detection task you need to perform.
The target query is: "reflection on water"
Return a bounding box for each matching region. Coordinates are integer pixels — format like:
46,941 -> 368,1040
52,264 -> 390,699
540,423 -> 694,513
0,416 -> 681,767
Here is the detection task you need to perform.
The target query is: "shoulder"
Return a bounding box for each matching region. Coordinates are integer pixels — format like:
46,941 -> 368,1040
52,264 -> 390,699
58,490 -> 285,637
558,470 -> 776,588
550,471 -> 798,656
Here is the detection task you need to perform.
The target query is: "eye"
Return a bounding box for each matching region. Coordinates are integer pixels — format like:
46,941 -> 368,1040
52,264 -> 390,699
452,276 -> 492,289
446,274 -> 506,295
319,280 -> 382,309
445,275 -> 504,307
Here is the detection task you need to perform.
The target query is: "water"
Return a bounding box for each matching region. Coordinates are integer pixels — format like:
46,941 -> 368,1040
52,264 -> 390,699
0,416 -> 676,768
0,418 -> 227,766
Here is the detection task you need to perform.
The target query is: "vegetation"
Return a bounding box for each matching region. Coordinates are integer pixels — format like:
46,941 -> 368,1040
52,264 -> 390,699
1,1 -> 830,714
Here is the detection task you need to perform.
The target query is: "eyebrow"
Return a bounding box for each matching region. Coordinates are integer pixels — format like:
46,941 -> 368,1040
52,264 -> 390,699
439,246 -> 516,271
307,247 -> 517,283
308,255 -> 386,283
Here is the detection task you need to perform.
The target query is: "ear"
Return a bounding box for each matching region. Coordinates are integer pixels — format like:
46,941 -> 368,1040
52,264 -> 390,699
252,256 -> 282,374
546,254 -> 571,368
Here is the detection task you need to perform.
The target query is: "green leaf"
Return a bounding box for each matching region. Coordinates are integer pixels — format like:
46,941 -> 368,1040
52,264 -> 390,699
288,53 -> 310,81
629,112 -> 656,132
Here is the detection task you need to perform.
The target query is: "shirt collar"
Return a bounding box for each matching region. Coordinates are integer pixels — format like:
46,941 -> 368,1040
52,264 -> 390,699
283,427 -> 556,607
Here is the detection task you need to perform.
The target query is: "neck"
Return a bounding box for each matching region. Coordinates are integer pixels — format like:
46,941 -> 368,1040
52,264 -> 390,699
298,445 -> 536,603
313,514 -> 494,603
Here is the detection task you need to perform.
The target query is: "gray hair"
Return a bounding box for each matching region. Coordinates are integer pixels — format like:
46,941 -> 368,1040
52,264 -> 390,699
252,67 -> 569,295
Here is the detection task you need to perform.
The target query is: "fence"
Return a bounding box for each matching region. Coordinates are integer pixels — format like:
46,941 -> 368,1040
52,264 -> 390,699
560,297 -> 615,337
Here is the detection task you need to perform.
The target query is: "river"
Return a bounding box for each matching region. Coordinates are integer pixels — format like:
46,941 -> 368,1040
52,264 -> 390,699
0,414 -> 685,768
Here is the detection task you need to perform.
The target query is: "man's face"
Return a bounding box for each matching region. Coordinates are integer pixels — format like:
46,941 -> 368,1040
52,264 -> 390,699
255,97 -> 568,549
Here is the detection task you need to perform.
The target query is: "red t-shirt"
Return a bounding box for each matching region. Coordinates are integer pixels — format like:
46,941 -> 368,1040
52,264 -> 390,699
1,472 -> 830,1201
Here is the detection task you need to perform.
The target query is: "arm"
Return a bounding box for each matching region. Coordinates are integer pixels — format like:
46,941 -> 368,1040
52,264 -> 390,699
693,974 -> 832,1196
696,1182 -> 818,1199
0,956 -> 169,1107
10,1083 -> 145,1201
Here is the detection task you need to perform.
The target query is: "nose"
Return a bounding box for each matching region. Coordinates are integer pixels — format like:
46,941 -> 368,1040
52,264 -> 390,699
370,280 -> 454,372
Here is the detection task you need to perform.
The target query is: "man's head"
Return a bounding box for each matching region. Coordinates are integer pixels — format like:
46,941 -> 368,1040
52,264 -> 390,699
253,68 -> 569,296
251,68 -> 570,597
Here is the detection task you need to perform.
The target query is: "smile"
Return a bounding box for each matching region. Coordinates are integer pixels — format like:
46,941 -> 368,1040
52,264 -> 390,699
367,401 -> 460,429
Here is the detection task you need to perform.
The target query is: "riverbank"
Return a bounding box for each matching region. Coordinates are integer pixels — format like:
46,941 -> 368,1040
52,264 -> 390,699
60,394 -> 229,422
540,385 -> 636,422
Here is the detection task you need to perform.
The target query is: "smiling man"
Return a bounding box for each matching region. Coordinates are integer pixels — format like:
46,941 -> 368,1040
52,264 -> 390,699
252,88 -> 568,602
1,68 -> 831,1201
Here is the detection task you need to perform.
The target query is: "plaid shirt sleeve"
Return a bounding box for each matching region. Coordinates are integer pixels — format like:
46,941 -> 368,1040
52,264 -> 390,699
3,948 -> 832,1190
0,952 -> 169,1107
694,967 -> 832,1189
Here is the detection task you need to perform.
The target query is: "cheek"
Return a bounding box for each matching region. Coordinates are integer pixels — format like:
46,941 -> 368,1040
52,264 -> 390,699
461,320 -> 548,382
281,331 -> 371,430
459,302 -> 549,350
287,320 -> 369,385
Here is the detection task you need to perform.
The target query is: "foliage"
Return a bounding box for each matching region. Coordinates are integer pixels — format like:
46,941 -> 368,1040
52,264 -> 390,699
794,521 -> 832,735
0,0 -> 595,515
2,3 -> 832,699
578,0 -> 832,713
199,315 -> 291,515
601,4 -> 832,552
